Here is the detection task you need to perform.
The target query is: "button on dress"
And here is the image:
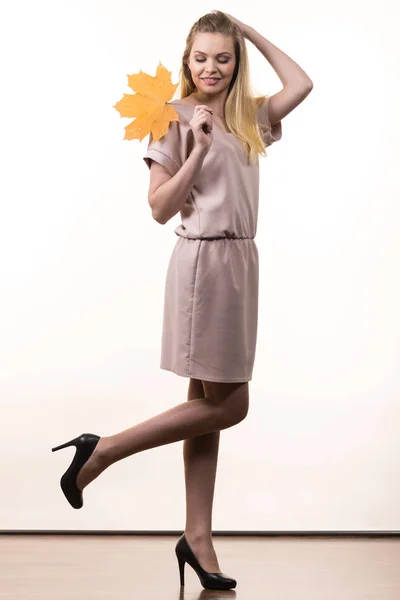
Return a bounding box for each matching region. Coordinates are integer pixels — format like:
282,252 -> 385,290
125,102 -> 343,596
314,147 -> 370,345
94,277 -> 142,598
143,96 -> 282,382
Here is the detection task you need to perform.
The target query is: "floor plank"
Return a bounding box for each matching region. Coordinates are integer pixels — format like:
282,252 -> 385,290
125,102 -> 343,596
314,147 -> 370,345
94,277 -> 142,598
0,535 -> 399,599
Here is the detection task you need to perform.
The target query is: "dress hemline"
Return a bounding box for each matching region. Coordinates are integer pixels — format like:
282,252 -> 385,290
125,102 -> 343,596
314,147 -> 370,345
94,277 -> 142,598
160,365 -> 252,383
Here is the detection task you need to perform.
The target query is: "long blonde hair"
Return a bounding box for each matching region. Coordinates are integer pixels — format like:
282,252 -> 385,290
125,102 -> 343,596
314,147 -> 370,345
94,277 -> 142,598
178,10 -> 269,164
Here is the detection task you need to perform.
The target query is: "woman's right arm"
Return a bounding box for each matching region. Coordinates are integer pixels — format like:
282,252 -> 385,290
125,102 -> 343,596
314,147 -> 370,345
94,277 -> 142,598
148,144 -> 209,225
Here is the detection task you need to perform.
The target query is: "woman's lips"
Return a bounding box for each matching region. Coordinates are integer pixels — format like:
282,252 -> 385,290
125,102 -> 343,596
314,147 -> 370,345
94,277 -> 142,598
202,78 -> 221,85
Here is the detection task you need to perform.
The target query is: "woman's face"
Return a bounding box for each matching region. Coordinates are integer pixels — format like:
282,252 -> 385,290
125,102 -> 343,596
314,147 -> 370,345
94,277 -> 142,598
187,32 -> 236,97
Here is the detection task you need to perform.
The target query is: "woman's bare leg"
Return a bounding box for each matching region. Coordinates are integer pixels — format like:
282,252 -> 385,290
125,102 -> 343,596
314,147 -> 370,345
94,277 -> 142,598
183,378 -> 221,573
75,380 -> 248,492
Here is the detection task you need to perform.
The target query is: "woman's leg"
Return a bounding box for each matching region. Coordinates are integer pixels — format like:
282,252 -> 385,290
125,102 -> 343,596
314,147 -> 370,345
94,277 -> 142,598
183,378 -> 222,572
76,379 -> 249,492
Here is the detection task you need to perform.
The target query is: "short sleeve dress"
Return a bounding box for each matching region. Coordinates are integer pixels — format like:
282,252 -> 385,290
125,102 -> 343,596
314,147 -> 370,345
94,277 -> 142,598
143,96 -> 282,383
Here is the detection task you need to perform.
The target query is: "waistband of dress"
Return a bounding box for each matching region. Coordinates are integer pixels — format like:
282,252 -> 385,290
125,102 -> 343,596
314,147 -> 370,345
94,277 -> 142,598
175,233 -> 255,241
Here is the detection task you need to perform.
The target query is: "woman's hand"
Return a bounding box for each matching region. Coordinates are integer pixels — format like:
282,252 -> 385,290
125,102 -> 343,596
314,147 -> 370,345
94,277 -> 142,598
210,10 -> 251,38
189,105 -> 214,151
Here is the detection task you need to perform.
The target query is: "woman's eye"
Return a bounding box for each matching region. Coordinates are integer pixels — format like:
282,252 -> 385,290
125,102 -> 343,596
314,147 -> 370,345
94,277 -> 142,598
195,59 -> 228,64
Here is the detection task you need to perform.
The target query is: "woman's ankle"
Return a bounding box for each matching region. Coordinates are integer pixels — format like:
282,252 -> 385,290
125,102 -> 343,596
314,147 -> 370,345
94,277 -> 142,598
96,436 -> 116,467
184,529 -> 213,543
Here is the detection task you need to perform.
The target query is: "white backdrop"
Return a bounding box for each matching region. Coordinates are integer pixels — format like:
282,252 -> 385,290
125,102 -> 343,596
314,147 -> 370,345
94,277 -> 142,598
0,0 -> 399,531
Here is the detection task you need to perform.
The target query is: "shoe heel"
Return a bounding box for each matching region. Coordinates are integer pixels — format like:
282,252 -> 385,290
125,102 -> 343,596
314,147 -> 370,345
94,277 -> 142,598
176,553 -> 185,586
52,437 -> 80,452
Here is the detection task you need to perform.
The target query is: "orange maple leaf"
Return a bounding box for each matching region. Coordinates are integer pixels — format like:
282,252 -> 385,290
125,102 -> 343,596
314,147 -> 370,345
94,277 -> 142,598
113,61 -> 180,143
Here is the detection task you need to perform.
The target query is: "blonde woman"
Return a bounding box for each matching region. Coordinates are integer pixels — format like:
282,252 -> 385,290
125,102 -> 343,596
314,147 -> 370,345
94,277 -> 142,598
52,10 -> 313,591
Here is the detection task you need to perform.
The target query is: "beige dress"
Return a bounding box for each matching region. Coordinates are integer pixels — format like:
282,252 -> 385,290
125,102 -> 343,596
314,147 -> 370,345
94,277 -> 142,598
143,96 -> 282,382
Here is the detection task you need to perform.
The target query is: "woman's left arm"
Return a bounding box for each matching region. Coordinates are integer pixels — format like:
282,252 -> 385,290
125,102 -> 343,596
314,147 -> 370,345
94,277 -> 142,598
213,11 -> 314,124
245,26 -> 313,90
216,10 -> 313,88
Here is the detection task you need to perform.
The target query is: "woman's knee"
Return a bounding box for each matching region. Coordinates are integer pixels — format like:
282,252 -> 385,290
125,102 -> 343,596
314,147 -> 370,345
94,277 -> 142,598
187,377 -> 205,401
201,380 -> 249,425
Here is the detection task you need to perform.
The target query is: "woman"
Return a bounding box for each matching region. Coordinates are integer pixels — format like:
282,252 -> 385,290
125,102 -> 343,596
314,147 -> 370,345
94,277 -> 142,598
52,10 -> 313,590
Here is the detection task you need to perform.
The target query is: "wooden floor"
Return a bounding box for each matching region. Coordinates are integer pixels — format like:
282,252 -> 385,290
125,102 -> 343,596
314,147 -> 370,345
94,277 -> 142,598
1,535 -> 399,598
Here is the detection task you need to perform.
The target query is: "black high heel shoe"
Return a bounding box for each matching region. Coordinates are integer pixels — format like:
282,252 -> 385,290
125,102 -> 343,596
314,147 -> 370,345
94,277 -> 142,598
51,433 -> 100,509
175,534 -> 237,590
